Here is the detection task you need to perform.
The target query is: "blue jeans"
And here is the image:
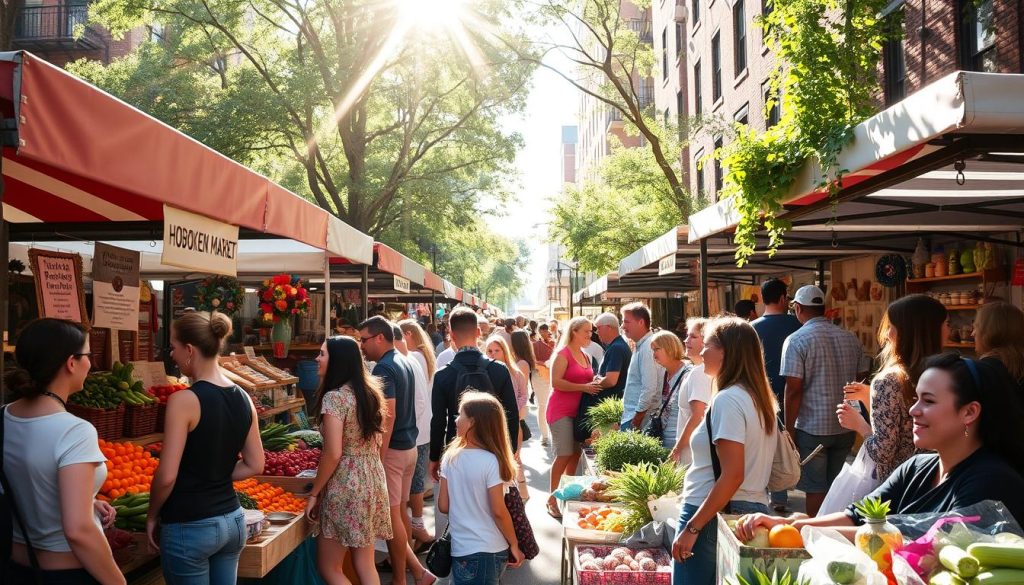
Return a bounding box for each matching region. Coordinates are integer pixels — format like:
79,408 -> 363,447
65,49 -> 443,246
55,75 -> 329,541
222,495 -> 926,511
452,550 -> 509,585
160,509 -> 246,585
672,501 -> 769,585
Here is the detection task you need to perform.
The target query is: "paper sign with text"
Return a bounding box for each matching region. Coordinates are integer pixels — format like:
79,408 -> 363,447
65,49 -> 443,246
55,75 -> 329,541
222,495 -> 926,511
130,361 -> 169,391
28,249 -> 87,324
162,205 -> 239,276
92,242 -> 141,331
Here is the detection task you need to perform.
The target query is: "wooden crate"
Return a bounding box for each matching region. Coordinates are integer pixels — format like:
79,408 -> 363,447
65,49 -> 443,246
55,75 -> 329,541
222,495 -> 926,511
237,515 -> 311,578
254,474 -> 315,495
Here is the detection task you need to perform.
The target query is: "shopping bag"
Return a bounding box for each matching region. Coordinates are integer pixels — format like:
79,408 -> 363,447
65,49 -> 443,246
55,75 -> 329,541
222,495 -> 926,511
797,526 -> 887,585
817,446 -> 880,516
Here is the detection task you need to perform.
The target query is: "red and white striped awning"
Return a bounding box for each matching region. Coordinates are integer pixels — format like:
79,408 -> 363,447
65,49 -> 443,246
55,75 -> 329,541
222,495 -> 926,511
0,51 -> 372,265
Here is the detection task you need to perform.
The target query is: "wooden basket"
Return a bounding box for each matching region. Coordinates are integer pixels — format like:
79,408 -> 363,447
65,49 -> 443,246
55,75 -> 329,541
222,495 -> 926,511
123,403 -> 159,437
155,403 -> 167,432
69,404 -> 125,441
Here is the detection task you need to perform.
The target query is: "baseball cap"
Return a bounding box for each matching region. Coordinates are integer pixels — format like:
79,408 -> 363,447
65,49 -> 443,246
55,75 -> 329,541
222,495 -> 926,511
593,313 -> 619,328
793,285 -> 826,307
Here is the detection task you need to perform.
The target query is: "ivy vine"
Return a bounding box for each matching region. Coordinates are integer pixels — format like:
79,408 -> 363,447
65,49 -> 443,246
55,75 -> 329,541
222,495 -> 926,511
716,0 -> 897,266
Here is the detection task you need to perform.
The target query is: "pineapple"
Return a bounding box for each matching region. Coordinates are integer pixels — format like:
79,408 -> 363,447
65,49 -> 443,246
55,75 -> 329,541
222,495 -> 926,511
853,496 -> 892,521
727,568 -> 809,585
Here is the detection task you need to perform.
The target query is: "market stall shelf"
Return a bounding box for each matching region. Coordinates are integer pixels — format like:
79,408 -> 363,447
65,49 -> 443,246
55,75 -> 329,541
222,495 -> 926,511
258,398 -> 306,420
238,514 -> 311,579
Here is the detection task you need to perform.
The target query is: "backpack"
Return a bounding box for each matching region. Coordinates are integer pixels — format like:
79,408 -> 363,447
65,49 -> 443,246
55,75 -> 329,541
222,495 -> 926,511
453,355 -> 496,398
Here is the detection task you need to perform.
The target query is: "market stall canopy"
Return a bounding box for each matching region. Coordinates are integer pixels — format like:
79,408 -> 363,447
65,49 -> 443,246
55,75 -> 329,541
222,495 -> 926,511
688,71 -> 1024,243
0,51 -> 372,264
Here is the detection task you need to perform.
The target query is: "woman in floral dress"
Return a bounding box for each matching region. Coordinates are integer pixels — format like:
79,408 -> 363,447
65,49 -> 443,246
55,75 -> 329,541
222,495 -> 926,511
306,336 -> 392,585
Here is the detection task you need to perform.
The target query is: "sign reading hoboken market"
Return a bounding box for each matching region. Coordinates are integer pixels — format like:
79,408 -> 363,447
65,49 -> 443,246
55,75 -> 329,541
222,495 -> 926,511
27,248 -> 88,325
162,205 -> 240,276
92,242 -> 141,331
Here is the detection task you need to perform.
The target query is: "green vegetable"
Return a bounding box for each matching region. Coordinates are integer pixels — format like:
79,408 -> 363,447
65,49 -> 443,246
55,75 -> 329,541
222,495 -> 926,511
967,543 -> 1024,570
826,560 -> 858,584
237,491 -> 259,510
592,430 -> 668,473
969,569 -> 1024,584
931,570 -> 967,585
585,397 -> 624,432
606,461 -> 685,534
726,567 -> 808,585
941,545 -> 980,578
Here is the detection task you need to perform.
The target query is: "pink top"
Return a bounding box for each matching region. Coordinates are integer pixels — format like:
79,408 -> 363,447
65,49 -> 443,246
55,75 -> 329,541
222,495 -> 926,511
546,346 -> 595,424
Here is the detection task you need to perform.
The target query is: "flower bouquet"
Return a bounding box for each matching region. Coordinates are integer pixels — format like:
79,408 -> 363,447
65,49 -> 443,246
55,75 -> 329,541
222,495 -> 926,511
196,276 -> 245,316
258,275 -> 311,357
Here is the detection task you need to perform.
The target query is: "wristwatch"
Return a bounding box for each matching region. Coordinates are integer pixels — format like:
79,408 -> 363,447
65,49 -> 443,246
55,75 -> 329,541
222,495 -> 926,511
685,523 -> 701,535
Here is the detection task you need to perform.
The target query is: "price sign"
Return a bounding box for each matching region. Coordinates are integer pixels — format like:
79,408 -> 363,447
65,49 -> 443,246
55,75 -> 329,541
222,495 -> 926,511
244,346 -> 257,359
130,361 -> 169,391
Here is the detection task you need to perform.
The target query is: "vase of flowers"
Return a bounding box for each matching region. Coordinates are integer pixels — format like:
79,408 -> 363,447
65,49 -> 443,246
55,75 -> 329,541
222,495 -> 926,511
196,276 -> 245,316
258,274 -> 311,358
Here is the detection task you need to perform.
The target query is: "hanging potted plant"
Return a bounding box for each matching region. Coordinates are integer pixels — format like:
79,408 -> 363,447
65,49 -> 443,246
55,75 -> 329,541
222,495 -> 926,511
258,274 -> 311,358
195,276 -> 245,316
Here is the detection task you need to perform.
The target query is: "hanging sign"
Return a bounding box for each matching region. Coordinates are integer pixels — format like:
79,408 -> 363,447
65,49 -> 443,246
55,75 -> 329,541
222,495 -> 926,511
92,243 -> 141,331
658,254 -> 677,276
162,205 -> 239,276
394,275 -> 411,293
27,249 -> 88,325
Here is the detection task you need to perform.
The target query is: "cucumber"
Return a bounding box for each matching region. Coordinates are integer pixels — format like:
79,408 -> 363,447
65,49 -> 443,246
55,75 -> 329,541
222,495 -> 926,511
968,543 -> 1024,570
118,503 -> 151,517
942,545 -> 980,578
827,560 -> 858,584
931,571 -> 967,585
969,569 -> 1024,584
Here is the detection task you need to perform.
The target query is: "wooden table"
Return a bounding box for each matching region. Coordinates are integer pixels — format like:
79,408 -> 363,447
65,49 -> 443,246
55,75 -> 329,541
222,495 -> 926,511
238,515 -> 312,579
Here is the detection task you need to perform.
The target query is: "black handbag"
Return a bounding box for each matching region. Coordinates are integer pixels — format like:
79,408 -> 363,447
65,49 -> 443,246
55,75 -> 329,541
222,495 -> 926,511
519,419 -> 532,443
641,366 -> 688,440
1,405 -> 44,585
425,524 -> 452,577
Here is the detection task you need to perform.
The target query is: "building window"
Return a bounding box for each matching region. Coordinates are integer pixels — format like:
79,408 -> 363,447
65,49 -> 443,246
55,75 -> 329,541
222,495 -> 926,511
763,79 -> 781,127
733,0 -> 747,74
882,13 -> 906,105
734,103 -> 749,125
694,62 -> 703,116
960,0 -> 996,72
662,28 -> 669,80
713,136 -> 724,196
676,22 -> 685,58
692,0 -> 700,25
695,149 -> 706,197
664,108 -> 671,127
711,32 -> 722,101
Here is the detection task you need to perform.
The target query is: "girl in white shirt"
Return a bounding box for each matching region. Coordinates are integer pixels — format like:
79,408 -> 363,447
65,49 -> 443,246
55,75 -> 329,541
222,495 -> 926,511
438,392 -> 525,585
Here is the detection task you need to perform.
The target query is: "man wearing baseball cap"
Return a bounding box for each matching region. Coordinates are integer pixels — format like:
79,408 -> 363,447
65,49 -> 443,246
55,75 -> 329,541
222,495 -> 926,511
780,284 -> 870,516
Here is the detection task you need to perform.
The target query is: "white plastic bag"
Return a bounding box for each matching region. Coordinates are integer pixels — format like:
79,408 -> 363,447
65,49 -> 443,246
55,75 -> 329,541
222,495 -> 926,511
648,493 -> 682,523
798,526 -> 887,585
818,447 -> 881,516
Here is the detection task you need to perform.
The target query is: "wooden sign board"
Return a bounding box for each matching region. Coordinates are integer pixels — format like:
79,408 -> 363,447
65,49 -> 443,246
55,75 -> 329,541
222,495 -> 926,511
28,249 -> 88,326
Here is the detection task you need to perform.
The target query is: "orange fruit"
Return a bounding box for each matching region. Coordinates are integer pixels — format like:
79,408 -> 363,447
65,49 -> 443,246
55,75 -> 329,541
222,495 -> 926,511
768,525 -> 803,548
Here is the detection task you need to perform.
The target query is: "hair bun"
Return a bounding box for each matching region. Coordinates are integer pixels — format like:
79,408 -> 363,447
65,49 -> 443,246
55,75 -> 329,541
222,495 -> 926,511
4,367 -> 38,398
209,311 -> 233,340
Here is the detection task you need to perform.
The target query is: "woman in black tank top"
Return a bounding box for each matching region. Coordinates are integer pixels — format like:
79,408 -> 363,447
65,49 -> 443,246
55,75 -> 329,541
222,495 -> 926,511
147,311 -> 264,585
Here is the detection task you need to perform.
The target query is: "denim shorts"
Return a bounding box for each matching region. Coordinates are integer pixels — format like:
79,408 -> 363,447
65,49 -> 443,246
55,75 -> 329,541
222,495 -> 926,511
795,429 -> 855,493
411,443 -> 430,495
673,500 -> 769,585
160,508 -> 246,585
452,549 -> 509,585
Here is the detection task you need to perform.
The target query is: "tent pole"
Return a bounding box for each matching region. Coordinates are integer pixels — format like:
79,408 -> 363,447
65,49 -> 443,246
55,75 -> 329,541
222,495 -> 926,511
817,260 -> 826,292
361,265 -> 369,321
324,253 -> 331,340
0,219 -> 7,405
431,291 -> 437,325
700,238 -> 710,317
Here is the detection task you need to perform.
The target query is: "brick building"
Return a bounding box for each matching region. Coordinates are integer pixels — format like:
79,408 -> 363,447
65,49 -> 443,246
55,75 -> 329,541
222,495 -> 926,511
11,1 -> 146,67
651,0 -> 692,189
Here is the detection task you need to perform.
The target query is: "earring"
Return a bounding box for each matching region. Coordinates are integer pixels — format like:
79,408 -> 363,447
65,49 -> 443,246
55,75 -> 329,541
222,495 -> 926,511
964,424 -> 969,438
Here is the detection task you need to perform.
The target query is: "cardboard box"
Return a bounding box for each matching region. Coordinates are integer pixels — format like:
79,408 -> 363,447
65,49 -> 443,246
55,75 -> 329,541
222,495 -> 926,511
717,513 -> 811,583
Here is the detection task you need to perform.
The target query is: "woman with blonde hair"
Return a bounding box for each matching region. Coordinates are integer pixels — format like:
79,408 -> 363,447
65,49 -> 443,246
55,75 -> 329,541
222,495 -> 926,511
398,319 -> 438,548
668,318 -> 712,466
671,317 -> 779,585
544,316 -> 600,519
974,301 -> 1024,390
485,334 -> 531,499
438,392 -> 525,584
649,331 -> 690,451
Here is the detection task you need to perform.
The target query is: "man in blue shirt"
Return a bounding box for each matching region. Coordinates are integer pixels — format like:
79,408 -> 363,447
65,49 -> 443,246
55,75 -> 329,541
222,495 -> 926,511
751,278 -> 802,511
358,316 -> 431,585
593,312 -> 631,400
619,303 -> 664,430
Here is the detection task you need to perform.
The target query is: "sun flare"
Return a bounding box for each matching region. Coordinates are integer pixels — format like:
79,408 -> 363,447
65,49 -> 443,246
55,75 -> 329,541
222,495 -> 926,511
396,0 -> 469,33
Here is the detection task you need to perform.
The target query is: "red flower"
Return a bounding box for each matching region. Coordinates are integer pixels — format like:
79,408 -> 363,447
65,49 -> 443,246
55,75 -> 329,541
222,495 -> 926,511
260,303 -> 272,315
275,300 -> 288,312
297,288 -> 309,301
262,289 -> 273,302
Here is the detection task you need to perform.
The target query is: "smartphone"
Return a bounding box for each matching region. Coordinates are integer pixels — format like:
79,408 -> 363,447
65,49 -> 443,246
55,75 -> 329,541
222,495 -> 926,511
844,399 -> 859,408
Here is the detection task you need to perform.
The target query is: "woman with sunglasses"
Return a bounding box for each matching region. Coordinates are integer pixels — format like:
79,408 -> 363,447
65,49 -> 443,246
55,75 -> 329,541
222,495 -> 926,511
737,352 -> 1024,541
2,318 -> 124,585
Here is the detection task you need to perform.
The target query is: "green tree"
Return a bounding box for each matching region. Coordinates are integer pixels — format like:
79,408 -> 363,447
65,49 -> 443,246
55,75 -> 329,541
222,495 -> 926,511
550,144 -> 686,274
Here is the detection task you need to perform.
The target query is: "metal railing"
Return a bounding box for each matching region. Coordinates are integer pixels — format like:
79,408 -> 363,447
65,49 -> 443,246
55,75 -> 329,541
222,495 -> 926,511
16,4 -> 101,46
625,18 -> 654,43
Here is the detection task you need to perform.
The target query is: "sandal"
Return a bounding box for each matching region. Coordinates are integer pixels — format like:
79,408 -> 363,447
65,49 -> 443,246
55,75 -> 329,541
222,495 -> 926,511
416,571 -> 437,585
546,498 -> 562,520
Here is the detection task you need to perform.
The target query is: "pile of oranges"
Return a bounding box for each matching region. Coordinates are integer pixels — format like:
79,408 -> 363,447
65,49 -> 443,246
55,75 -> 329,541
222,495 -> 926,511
233,479 -> 307,514
97,439 -> 158,500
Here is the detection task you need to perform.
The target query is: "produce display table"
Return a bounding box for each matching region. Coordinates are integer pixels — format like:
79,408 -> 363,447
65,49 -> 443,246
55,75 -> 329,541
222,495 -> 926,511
239,515 -> 312,579
258,398 -> 306,420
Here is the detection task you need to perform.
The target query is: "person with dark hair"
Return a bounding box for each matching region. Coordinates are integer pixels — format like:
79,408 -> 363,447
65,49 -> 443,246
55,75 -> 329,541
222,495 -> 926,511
780,285 -> 870,517
974,301 -> 1024,393
357,316 -> 433,585
738,352 -> 1024,538
620,302 -> 664,430
306,336 -> 392,585
751,278 -> 802,512
149,311 -> 264,585
2,318 -> 125,585
733,299 -> 758,321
